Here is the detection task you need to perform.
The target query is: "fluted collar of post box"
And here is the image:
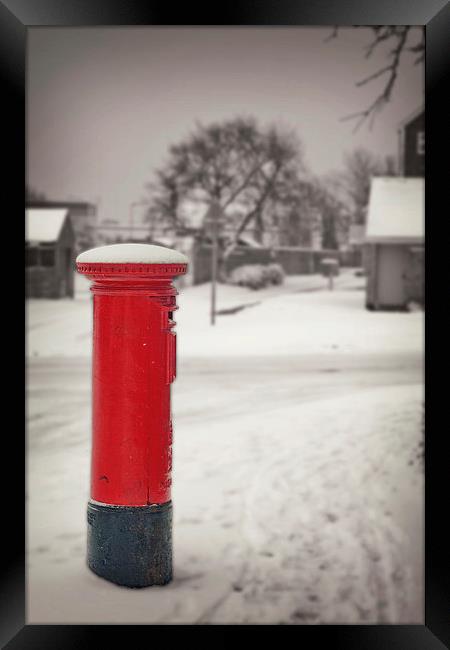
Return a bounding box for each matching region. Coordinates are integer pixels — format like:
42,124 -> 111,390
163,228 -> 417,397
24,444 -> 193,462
76,243 -> 188,265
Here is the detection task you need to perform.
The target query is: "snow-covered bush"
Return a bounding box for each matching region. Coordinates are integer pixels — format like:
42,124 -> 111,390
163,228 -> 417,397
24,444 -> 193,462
263,263 -> 285,286
228,264 -> 267,290
228,263 -> 285,290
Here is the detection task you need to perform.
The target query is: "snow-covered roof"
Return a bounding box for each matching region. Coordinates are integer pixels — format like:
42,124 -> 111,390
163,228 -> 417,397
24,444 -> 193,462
76,243 -> 188,264
152,236 -> 176,248
26,208 -> 69,243
237,233 -> 263,248
365,177 -> 424,244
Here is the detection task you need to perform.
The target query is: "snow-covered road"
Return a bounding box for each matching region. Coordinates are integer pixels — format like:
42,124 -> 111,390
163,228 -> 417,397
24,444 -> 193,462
27,352 -> 423,624
27,271 -> 423,360
26,272 -> 424,623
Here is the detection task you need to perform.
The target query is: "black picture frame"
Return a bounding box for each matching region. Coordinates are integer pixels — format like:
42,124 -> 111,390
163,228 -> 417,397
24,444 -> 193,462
6,0 -> 448,646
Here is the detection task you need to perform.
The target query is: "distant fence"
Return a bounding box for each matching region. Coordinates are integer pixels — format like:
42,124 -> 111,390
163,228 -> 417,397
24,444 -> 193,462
192,244 -> 362,285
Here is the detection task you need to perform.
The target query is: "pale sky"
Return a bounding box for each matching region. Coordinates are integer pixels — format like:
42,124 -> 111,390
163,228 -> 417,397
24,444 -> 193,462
27,27 -> 424,225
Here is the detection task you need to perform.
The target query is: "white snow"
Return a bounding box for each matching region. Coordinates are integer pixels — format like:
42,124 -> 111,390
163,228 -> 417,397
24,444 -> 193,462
26,269 -> 424,623
365,177 -> 424,243
26,209 -> 68,243
76,243 -> 188,264
177,283 -> 422,358
27,372 -> 423,624
26,271 -> 423,360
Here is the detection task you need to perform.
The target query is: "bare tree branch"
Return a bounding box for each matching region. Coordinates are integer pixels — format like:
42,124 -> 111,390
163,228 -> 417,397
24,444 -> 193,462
340,27 -> 412,131
224,163 -> 282,257
323,26 -> 339,43
364,26 -> 397,58
145,117 -> 305,266
329,26 -> 423,131
221,157 -> 266,210
355,64 -> 393,87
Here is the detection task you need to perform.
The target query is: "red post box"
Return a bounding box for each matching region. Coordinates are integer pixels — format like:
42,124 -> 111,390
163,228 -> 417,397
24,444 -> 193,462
76,243 -> 187,587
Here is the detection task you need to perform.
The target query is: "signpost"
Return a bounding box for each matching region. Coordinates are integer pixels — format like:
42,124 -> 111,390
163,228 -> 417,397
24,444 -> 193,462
203,202 -> 224,326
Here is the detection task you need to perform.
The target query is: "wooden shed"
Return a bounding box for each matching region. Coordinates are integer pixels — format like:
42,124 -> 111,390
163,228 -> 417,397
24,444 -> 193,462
26,208 -> 75,298
364,177 -> 424,310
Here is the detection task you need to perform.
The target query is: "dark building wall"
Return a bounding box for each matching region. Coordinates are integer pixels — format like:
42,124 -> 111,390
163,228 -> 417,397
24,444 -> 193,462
192,244 -> 361,285
402,112 -> 425,177
404,247 -> 424,304
364,244 -> 377,309
56,218 -> 76,297
26,217 -> 75,299
364,242 -> 424,310
26,267 -> 61,298
275,248 -> 314,274
226,247 -> 274,271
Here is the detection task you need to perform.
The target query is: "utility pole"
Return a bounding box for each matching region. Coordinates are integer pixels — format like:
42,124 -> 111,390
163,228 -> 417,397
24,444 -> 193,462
204,201 -> 223,326
211,205 -> 218,326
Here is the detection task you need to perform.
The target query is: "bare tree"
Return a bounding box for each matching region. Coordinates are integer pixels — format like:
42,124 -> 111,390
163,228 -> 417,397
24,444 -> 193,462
308,178 -> 349,250
327,27 -> 424,130
271,170 -> 350,250
335,148 -> 396,224
262,174 -> 329,247
145,117 -> 305,271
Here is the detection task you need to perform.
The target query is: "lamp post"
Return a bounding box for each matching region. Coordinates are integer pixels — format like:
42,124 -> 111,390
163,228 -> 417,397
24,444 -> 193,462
203,202 -> 223,326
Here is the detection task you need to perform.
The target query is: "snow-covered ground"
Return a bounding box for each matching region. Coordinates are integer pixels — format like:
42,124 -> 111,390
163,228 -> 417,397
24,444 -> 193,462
26,270 -> 424,623
27,271 -> 422,360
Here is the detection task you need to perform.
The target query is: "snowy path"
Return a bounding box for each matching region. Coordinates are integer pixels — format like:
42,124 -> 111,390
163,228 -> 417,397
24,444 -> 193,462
206,385 -> 423,624
27,354 -> 423,624
26,271 -> 423,360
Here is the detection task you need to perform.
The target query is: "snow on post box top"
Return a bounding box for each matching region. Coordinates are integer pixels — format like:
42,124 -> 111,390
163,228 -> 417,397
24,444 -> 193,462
76,243 -> 188,277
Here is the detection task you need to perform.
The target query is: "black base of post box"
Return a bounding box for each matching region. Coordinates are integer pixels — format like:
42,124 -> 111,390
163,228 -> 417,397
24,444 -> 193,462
87,500 -> 172,588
